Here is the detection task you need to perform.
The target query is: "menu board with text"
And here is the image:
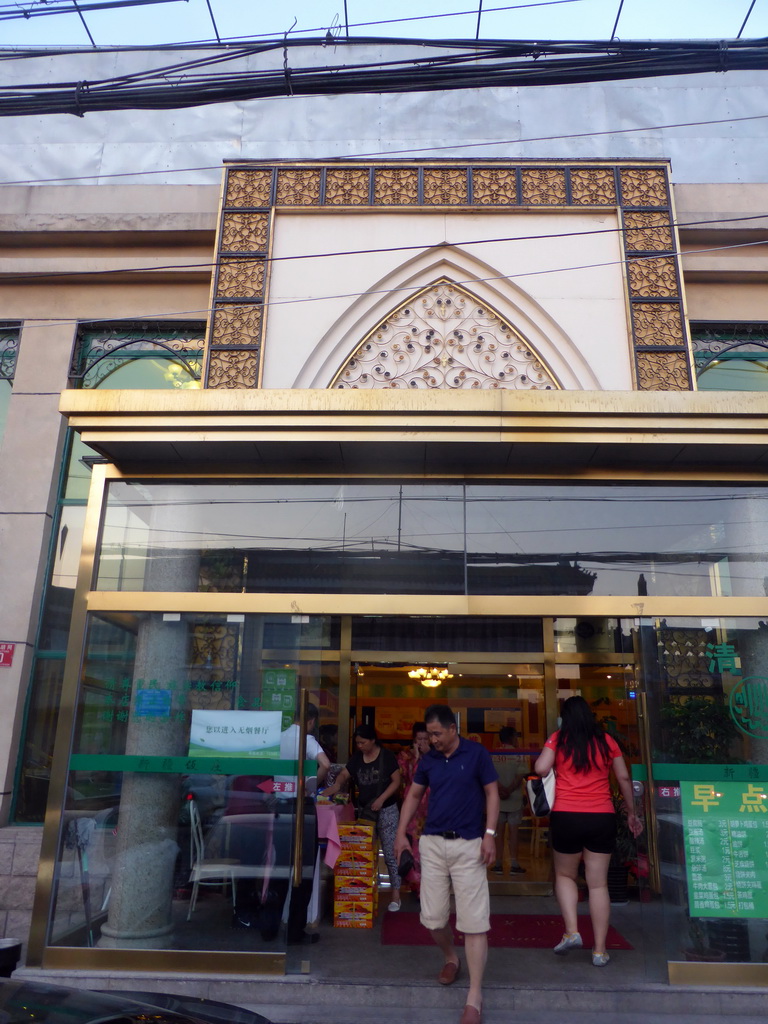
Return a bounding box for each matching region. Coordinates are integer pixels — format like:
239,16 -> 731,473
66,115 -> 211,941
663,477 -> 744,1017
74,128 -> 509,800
681,779 -> 768,918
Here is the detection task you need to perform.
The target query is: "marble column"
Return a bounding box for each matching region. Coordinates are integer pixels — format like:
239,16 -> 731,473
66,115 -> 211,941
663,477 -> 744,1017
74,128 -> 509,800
99,537 -> 199,949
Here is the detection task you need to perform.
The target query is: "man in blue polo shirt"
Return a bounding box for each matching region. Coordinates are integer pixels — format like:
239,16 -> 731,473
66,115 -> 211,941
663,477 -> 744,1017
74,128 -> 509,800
395,704 -> 499,1024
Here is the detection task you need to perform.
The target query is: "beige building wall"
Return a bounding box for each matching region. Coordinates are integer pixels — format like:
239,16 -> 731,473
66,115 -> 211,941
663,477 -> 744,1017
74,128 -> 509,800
675,183 -> 768,323
0,185 -> 215,831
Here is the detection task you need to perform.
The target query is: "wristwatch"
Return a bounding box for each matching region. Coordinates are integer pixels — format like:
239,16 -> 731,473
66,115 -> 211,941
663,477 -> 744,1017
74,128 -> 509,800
485,828 -> 497,838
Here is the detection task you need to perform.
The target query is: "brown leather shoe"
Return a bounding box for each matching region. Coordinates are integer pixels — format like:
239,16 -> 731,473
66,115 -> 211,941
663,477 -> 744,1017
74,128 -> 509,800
459,1005 -> 481,1024
438,959 -> 460,985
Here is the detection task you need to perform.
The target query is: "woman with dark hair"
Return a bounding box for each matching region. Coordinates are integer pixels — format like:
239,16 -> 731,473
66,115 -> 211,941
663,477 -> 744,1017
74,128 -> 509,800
397,720 -> 431,895
534,695 -> 642,967
323,723 -> 403,911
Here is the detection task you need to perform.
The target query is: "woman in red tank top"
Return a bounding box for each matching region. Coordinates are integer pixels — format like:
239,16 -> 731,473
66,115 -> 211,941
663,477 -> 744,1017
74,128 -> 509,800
534,696 -> 642,967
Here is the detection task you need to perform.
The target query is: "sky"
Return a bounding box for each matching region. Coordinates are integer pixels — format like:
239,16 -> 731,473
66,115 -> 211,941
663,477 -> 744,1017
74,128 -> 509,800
3,0 -> 768,50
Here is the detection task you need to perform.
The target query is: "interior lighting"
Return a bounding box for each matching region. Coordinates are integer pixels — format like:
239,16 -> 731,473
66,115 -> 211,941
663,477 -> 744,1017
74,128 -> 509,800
408,666 -> 454,688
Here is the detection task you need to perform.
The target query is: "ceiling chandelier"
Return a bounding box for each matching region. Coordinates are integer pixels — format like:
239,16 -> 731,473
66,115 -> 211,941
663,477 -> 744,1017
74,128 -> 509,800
408,666 -> 454,688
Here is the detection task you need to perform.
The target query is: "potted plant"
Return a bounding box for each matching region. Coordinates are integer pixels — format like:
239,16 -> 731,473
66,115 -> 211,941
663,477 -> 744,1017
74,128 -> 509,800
683,918 -> 727,962
608,793 -> 636,905
658,695 -> 740,764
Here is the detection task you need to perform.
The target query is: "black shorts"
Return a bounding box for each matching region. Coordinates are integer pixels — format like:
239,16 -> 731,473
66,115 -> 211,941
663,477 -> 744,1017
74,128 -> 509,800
549,811 -> 617,855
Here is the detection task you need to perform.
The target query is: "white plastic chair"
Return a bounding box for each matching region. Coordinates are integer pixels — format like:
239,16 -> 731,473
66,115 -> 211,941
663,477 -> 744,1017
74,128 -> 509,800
187,799 -> 240,921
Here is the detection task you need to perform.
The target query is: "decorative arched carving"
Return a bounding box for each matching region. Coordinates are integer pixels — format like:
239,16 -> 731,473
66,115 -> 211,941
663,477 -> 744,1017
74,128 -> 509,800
332,279 -> 559,390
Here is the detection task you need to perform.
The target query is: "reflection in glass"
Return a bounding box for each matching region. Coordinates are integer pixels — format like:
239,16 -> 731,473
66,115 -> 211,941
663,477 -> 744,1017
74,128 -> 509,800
19,658 -> 64,821
640,617 -> 768,967
63,434 -> 98,502
698,356 -> 768,391
351,615 -> 543,652
36,506 -> 88,652
97,481 -> 768,598
0,378 -> 11,448
553,617 -> 633,655
51,612 -> 336,957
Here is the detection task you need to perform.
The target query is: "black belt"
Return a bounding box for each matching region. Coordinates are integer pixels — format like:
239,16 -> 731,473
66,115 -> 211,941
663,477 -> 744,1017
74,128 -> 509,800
432,831 -> 461,840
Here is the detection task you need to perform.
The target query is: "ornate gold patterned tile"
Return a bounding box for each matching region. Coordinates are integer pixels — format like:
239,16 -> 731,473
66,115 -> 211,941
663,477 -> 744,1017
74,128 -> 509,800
631,303 -> 684,346
225,169 -> 273,208
636,350 -> 691,390
521,167 -> 567,205
207,349 -> 260,389
471,168 -> 518,205
210,304 -> 263,347
570,167 -> 616,206
620,167 -> 668,208
624,211 -> 674,252
325,167 -> 370,206
220,212 -> 269,252
423,167 -> 468,205
628,255 -> 678,298
275,168 -> 322,205
373,167 -> 419,205
216,260 -> 265,299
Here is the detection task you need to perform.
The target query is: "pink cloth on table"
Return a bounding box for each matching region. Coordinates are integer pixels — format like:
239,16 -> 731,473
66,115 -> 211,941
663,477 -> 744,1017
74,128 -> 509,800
316,802 -> 355,868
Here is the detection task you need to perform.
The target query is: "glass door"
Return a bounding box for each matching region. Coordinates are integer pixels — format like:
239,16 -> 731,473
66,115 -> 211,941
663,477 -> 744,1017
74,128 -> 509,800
638,616 -> 768,984
46,611 -> 339,973
351,656 -> 550,895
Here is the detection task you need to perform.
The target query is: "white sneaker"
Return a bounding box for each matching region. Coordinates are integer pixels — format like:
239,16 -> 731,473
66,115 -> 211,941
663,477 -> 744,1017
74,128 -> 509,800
592,951 -> 610,967
553,931 -> 583,955
387,900 -> 401,912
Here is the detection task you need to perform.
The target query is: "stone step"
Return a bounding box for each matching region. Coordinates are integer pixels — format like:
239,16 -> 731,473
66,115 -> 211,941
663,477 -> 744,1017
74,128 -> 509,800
15,968 -> 768,1024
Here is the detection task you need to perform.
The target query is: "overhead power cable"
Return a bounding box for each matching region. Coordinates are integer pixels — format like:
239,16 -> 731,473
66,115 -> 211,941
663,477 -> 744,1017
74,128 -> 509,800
0,0 -> 185,21
12,236 -> 768,331
1,37 -> 767,117
3,218 -> 768,285
738,1 -> 759,38
0,1 -> 584,39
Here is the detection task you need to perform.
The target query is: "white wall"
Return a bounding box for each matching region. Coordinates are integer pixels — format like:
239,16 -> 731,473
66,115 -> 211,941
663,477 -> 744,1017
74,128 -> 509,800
262,209 -> 631,390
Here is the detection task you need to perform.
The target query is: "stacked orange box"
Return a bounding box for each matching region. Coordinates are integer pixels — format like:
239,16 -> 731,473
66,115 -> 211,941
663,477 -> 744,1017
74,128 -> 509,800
337,822 -> 376,847
334,821 -> 378,928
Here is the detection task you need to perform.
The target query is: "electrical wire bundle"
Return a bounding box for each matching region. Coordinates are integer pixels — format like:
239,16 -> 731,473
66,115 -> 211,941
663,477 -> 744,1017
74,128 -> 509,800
0,36 -> 767,117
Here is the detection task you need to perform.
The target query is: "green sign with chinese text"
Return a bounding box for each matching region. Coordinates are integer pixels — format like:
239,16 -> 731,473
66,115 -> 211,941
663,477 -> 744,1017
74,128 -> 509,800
262,668 -> 297,729
681,779 -> 768,918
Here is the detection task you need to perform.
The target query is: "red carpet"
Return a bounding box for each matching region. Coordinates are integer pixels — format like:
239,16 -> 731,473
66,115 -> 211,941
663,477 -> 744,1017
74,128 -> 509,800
381,912 -> 633,950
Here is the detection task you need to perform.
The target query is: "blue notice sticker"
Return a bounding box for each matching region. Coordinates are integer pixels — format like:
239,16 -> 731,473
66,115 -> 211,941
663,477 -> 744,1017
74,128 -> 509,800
135,689 -> 172,718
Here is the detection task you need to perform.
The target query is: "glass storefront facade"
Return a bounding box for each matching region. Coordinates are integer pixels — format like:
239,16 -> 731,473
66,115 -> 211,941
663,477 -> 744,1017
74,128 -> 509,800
31,473 -> 768,982
96,481 -> 768,599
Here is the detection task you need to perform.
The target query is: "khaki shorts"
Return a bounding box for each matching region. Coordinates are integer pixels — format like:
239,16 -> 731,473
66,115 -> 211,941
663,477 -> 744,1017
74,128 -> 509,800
418,834 -> 490,934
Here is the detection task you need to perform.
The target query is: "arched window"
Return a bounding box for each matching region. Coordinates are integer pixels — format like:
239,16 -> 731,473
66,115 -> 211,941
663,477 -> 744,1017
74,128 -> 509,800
69,321 -> 205,390
693,323 -> 768,392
